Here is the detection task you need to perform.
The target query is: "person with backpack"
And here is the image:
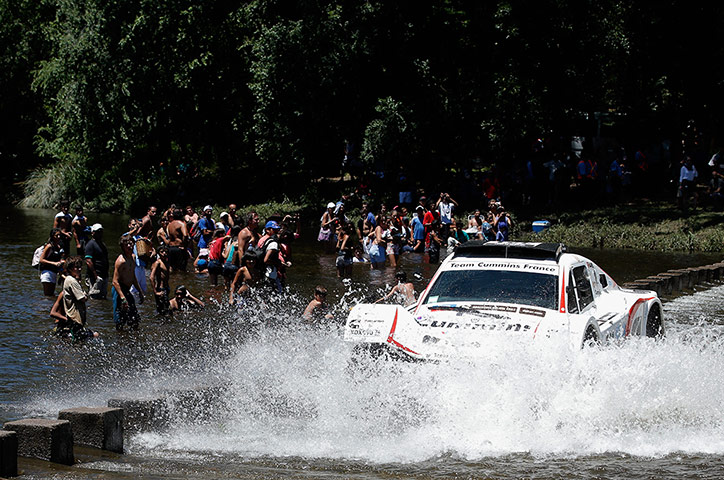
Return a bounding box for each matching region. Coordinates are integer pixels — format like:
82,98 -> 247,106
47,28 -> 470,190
222,225 -> 242,289
258,220 -> 283,294
38,228 -> 66,296
206,229 -> 227,287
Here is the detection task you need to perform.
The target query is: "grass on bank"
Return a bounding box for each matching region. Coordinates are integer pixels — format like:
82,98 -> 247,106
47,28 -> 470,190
516,200 -> 724,253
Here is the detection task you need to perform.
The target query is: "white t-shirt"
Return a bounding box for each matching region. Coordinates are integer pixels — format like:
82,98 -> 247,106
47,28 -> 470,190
438,202 -> 454,224
680,165 -> 698,183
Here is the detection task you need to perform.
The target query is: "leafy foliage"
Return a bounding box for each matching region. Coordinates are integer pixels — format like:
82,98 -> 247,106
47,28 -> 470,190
3,1 -> 724,210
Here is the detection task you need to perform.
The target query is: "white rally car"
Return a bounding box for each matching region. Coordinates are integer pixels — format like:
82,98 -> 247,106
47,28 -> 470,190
345,241 -> 664,360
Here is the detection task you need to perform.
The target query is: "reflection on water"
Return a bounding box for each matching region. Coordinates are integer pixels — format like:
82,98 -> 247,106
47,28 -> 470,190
3,207 -> 724,478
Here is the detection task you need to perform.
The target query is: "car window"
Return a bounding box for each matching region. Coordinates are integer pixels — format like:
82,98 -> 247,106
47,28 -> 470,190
423,269 -> 559,310
571,265 -> 594,311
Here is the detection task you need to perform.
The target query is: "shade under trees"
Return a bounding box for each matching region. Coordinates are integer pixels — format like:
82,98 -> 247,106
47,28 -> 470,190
2,0 -> 724,211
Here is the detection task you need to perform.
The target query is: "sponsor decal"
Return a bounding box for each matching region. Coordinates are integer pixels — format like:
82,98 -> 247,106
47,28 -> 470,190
448,261 -> 558,273
347,329 -> 381,337
519,307 -> 546,317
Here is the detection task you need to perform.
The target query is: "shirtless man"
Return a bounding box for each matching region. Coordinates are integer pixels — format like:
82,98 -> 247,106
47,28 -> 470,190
376,271 -> 416,306
184,205 -> 199,231
71,205 -> 89,256
138,206 -> 157,239
112,233 -> 144,330
228,203 -> 241,227
150,246 -> 170,315
166,208 -> 190,272
302,285 -> 334,323
53,200 -> 73,254
237,211 -> 260,255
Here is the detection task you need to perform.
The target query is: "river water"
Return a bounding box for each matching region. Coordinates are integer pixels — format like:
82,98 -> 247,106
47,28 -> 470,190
2,207 -> 724,479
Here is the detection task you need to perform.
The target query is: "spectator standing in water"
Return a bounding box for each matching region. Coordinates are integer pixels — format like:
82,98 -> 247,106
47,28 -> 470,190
302,285 -> 334,322
84,223 -> 109,299
368,216 -> 388,269
112,233 -> 144,331
168,285 -> 205,313
51,257 -> 99,340
411,205 -> 426,252
434,192 -> 458,241
206,228 -> 228,286
38,228 -> 66,296
335,222 -> 353,278
319,202 -> 337,252
196,205 -> 216,251
426,220 -> 443,264
53,200 -> 73,255
151,246 -> 171,315
238,211 -> 260,255
167,208 -> 190,272
376,271 -> 416,306
229,252 -> 262,305
138,206 -> 157,239
259,220 -> 283,293
156,217 -> 170,247
61,256 -> 95,338
71,205 -> 89,256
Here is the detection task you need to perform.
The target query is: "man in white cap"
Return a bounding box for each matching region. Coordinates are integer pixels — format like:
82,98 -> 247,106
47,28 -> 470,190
84,223 -> 109,299
196,205 -> 215,250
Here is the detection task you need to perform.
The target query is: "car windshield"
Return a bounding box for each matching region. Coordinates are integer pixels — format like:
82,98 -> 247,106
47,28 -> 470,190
423,269 -> 559,310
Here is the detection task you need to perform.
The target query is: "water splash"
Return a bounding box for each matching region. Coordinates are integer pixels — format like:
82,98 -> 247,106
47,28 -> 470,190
21,285 -> 724,463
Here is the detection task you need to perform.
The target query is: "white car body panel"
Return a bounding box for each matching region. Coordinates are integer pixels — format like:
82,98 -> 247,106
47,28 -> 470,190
344,241 -> 664,360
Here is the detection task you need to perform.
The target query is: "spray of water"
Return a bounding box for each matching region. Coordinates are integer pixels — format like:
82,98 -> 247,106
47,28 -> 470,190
22,284 -> 724,463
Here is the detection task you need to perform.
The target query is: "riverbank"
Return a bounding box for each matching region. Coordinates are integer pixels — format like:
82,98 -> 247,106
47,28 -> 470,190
516,200 -> 724,253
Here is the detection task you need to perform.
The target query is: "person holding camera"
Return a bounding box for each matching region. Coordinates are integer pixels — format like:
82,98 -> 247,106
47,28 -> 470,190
434,192 -> 458,242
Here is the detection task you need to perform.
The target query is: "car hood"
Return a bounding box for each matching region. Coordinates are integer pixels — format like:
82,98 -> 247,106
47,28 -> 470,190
344,303 -> 569,360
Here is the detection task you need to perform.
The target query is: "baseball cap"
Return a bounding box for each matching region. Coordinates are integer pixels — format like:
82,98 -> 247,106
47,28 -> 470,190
265,220 -> 281,230
91,223 -> 103,232
220,211 -> 229,218
203,205 -> 213,212
327,202 -> 336,209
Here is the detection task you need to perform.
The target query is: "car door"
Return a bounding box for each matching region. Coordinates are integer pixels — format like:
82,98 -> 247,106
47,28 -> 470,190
566,264 -> 600,336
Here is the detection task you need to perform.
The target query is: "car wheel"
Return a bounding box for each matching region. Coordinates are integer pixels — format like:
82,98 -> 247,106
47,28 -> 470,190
582,324 -> 599,348
646,304 -> 664,338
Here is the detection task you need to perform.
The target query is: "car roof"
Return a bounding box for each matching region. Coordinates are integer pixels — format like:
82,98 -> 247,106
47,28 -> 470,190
452,241 -> 567,263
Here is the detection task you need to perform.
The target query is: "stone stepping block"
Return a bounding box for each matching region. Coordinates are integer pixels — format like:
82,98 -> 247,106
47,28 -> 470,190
2,418 -> 74,465
58,407 -> 123,453
0,430 -> 18,477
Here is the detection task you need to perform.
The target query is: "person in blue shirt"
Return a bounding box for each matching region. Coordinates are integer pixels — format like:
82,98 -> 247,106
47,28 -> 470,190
411,205 -> 426,252
196,205 -> 216,250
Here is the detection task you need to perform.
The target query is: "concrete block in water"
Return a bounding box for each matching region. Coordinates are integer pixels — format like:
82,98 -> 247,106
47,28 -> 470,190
693,266 -> 711,284
668,269 -> 692,289
58,407 -> 123,453
711,263 -> 724,281
686,267 -> 701,286
107,397 -> 169,433
651,275 -> 673,295
658,272 -> 683,292
0,430 -> 18,477
631,279 -> 659,295
3,419 -> 74,465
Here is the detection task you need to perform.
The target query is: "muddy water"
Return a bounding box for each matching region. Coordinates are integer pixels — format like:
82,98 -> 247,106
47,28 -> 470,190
2,207 -> 724,479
